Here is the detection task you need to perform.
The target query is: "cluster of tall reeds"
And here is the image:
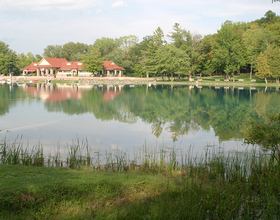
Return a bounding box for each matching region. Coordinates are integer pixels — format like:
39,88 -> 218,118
0,137 -> 44,166
1,137 -> 278,179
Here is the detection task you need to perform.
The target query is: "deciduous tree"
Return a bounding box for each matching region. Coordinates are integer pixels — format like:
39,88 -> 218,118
212,21 -> 246,80
256,52 -> 272,83
265,44 -> 280,83
154,44 -> 190,80
81,47 -> 103,75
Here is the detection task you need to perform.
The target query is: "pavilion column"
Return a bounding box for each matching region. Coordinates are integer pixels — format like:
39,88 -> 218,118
37,69 -> 40,76
50,69 -> 54,75
119,71 -> 122,77
114,69 -> 117,76
107,70 -> 110,77
46,69 -> 49,76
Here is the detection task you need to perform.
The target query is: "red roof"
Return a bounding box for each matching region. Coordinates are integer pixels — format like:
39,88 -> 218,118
21,59 -> 124,73
38,58 -> 68,68
103,61 -> 125,71
60,61 -> 83,70
21,62 -> 39,72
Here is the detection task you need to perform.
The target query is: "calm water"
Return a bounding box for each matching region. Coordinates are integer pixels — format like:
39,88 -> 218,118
0,83 -> 279,157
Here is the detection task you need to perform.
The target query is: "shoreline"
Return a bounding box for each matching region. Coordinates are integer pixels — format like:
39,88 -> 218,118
0,75 -> 279,87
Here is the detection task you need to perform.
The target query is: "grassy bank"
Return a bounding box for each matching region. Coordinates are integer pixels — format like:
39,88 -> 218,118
156,73 -> 280,87
1,139 -> 280,219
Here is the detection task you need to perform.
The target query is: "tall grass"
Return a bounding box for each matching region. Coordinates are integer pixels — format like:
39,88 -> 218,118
0,137 -> 44,166
1,138 -> 280,219
0,137 -> 277,178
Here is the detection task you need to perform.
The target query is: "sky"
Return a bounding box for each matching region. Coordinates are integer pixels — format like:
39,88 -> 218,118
0,0 -> 279,55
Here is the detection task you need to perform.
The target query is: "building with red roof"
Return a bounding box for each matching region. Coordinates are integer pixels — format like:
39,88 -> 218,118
102,61 -> 125,77
57,61 -> 87,77
21,62 -> 39,75
22,58 -> 125,77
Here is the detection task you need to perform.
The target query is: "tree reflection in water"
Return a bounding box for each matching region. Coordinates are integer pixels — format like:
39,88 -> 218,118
0,83 -> 279,144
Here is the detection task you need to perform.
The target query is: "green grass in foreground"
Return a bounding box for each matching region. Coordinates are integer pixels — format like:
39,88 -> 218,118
1,141 -> 280,219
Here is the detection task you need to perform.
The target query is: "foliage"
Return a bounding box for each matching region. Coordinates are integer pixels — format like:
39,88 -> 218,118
167,23 -> 201,78
243,24 -> 275,78
245,113 -> 280,158
255,52 -> 272,83
212,21 -> 247,79
152,27 -> 167,47
81,47 -> 103,74
43,42 -> 89,61
94,37 -> 120,58
0,41 -> 19,75
154,44 -> 190,79
264,44 -> 280,83
167,23 -> 192,50
43,44 -> 63,58
255,10 -> 280,26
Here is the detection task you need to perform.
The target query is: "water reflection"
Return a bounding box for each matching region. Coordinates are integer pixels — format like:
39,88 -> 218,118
22,83 -> 126,102
25,83 -> 82,102
0,82 -> 279,154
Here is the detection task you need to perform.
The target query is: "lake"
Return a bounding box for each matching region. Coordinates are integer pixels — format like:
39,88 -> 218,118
0,82 -> 279,160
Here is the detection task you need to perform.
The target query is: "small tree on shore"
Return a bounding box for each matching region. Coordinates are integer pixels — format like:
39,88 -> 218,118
255,52 -> 272,83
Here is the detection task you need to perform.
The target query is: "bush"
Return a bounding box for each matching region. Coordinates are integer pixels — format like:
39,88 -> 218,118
245,113 -> 280,160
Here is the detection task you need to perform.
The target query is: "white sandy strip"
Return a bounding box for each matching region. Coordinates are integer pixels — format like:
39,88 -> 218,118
3,120 -> 59,132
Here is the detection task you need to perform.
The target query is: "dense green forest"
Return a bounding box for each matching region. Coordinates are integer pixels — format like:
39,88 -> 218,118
1,11 -> 280,82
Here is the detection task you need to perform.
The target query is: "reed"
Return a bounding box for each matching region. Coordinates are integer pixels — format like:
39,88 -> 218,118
0,137 -> 44,166
1,138 -> 279,219
0,138 -> 275,177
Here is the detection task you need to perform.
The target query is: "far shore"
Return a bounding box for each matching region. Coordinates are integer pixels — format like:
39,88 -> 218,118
0,75 -> 154,82
0,75 -> 279,87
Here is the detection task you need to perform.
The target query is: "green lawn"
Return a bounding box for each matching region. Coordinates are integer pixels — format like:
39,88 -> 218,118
156,73 -> 280,86
0,165 -> 181,219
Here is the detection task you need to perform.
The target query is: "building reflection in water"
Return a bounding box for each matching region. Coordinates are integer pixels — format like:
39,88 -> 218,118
21,83 -> 124,102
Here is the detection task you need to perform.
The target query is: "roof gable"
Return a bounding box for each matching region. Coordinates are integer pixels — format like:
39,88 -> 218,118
38,58 -> 68,68
103,60 -> 125,71
38,58 -> 51,66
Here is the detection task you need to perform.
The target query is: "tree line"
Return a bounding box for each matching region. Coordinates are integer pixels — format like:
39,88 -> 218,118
1,10 -> 280,83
